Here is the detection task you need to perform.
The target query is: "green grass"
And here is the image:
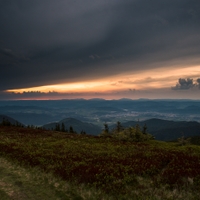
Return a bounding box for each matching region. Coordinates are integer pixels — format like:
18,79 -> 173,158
0,126 -> 200,199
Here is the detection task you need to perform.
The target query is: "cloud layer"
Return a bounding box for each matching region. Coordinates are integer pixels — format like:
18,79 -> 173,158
1,0 -> 200,96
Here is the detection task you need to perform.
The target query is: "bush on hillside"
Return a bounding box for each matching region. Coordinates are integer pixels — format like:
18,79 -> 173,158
100,121 -> 154,142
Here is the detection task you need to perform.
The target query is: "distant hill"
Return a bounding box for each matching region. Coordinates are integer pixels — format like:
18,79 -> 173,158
1,112 -> 200,141
42,118 -> 102,135
121,118 -> 200,141
43,117 -> 200,139
0,114 -> 24,126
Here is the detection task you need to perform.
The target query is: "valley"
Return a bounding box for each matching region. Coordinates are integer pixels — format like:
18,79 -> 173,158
1,99 -> 200,141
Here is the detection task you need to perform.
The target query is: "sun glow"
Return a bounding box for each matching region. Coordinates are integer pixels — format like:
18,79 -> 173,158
6,65 -> 200,96
7,81 -> 119,94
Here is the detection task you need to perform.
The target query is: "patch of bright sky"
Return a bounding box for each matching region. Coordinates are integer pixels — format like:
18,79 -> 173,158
7,65 -> 200,94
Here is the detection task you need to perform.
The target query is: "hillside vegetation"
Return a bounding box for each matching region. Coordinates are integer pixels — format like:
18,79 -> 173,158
2,113 -> 200,141
0,126 -> 200,199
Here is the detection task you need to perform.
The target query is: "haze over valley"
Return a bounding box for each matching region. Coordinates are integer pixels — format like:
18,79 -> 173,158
1,99 -> 200,141
1,99 -> 200,126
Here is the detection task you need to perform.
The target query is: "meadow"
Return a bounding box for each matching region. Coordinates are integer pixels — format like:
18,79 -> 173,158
0,125 -> 200,199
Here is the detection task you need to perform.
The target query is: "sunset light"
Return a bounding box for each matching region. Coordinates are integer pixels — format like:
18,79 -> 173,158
6,65 -> 200,99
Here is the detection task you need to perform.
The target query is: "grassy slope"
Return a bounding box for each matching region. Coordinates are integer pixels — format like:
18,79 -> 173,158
0,156 -> 110,200
0,126 -> 200,199
0,156 -> 64,200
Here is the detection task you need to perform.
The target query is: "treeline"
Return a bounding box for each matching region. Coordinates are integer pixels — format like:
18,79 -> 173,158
0,117 -> 152,140
53,123 -> 86,135
0,118 -> 196,145
0,118 -> 87,135
0,118 -> 24,127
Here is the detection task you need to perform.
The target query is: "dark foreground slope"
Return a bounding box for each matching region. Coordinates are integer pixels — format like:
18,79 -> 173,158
0,126 -> 200,199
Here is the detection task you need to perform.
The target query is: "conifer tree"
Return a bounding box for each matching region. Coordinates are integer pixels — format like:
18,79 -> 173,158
61,123 -> 65,132
69,126 -> 74,133
55,123 -> 60,131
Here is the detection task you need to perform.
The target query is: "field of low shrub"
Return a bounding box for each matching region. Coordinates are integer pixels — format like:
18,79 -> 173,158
0,126 -> 200,199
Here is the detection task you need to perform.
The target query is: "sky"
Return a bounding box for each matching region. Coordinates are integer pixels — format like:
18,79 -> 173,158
0,0 -> 200,100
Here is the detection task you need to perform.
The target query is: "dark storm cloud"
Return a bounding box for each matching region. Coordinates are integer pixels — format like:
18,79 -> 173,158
1,0 -> 200,91
0,48 -> 16,58
0,48 -> 29,64
172,78 -> 195,90
172,78 -> 200,90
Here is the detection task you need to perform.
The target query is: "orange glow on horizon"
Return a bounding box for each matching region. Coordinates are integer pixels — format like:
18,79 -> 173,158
6,65 -> 200,95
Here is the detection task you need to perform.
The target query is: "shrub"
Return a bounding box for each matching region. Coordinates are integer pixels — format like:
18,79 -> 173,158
112,124 -> 154,142
100,122 -> 154,142
177,136 -> 191,146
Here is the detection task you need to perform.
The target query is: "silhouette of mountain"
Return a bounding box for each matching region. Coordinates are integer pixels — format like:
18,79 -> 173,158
42,118 -> 102,135
121,118 -> 200,141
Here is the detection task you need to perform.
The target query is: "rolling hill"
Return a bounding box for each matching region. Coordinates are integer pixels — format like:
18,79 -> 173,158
42,117 -> 102,135
1,113 -> 200,141
121,118 -> 200,141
